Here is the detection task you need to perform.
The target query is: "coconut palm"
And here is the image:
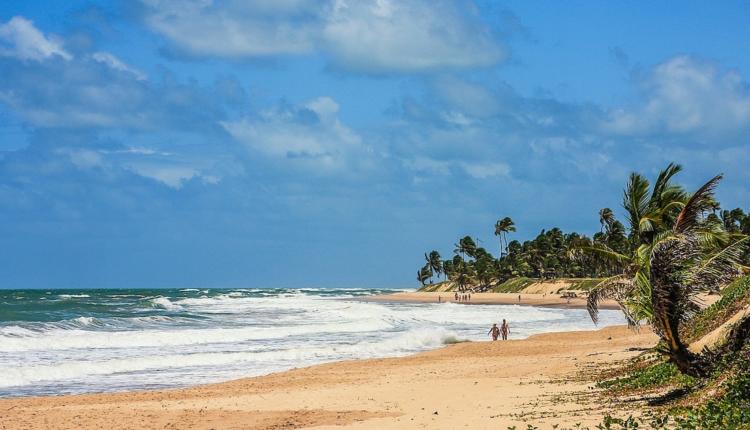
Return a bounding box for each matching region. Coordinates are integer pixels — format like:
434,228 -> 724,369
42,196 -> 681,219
623,162 -> 688,247
599,208 -> 615,233
494,217 -> 516,257
586,173 -> 748,377
454,236 -> 477,261
416,265 -> 432,287
426,251 -> 443,280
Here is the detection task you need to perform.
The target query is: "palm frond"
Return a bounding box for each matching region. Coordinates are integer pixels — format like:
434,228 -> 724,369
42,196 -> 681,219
673,175 -> 723,233
649,163 -> 683,209
690,236 -> 748,292
576,244 -> 631,266
623,173 -> 650,236
586,275 -> 635,324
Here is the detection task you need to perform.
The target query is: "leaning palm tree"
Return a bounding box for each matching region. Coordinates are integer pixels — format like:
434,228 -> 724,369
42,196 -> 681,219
454,236 -> 477,261
494,217 -> 516,257
587,174 -> 748,377
599,208 -> 615,233
647,176 -> 747,376
582,163 -> 691,325
426,251 -> 443,280
417,265 -> 432,287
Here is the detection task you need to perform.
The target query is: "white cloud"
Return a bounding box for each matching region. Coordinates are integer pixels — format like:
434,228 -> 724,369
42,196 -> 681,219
459,161 -> 510,179
139,0 -> 319,57
432,76 -> 503,118
221,96 -> 371,172
91,52 -> 147,81
403,156 -> 452,176
322,0 -> 504,72
0,16 -> 71,61
126,163 -> 201,188
604,56 -> 750,137
138,0 -> 505,72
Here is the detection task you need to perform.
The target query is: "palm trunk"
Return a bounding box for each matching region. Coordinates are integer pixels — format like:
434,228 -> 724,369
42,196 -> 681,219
657,312 -> 709,377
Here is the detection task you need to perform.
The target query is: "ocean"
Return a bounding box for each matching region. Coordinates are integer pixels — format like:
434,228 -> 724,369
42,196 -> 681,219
0,288 -> 624,398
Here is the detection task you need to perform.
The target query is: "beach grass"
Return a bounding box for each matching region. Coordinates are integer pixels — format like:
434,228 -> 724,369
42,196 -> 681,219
490,277 -> 537,292
685,275 -> 750,343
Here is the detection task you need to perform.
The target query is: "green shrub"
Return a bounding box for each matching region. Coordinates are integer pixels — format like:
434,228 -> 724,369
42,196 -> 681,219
492,277 -> 537,293
597,360 -> 695,391
686,275 -> 750,342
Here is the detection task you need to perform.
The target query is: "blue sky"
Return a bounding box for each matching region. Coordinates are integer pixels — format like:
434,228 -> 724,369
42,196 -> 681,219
1,1 -> 749,289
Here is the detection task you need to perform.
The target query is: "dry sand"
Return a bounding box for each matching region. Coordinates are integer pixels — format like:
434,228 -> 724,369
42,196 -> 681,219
0,325 -> 657,430
362,291 -> 621,310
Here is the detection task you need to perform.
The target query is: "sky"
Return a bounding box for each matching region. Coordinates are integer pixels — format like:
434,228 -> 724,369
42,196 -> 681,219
1,1 -> 749,289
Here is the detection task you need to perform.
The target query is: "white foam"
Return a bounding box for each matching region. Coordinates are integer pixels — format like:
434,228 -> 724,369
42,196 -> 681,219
0,327 -> 459,389
0,290 -> 625,396
73,317 -> 95,326
150,297 -> 183,311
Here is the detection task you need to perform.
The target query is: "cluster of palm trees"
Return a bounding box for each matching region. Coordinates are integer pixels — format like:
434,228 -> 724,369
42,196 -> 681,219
416,163 -> 750,378
417,216 -> 634,289
580,163 -> 749,377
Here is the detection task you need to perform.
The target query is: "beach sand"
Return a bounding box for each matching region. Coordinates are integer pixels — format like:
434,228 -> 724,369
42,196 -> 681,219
0,325 -> 657,430
361,291 -> 621,310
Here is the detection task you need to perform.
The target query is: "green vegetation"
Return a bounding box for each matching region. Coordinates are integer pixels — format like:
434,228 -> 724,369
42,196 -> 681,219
574,164 -> 749,377
418,222 -> 636,292
597,360 -> 695,392
568,278 -> 603,291
580,276 -> 750,429
686,275 -> 750,343
422,163 -> 750,428
490,277 -> 536,293
672,365 -> 750,430
419,164 -> 749,297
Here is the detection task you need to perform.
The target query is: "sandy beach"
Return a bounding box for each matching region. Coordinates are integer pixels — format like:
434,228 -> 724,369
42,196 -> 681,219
0,325 -> 657,430
362,291 -> 622,310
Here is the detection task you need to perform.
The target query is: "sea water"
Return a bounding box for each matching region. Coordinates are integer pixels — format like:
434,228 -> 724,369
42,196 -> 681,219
0,288 -> 624,397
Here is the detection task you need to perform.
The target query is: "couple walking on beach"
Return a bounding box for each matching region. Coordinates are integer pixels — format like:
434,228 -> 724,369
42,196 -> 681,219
488,319 -> 510,341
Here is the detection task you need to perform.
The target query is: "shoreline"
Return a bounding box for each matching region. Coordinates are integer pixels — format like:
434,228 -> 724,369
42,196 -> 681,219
360,291 -> 621,310
0,324 -> 656,430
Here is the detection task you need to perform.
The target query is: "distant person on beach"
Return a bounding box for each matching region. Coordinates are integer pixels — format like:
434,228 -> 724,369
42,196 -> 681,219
501,319 -> 510,340
454,292 -> 459,302
518,294 -> 521,303
488,323 -> 500,341
438,295 -> 441,303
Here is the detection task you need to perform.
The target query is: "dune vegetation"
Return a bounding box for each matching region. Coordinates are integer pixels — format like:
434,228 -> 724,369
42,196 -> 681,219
419,163 -> 750,428
578,275 -> 750,430
418,164 -> 750,295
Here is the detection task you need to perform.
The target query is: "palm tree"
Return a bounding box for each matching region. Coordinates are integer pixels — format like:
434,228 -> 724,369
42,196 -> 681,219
599,208 -> 615,233
494,217 -> 516,257
586,173 -> 748,377
622,162 -> 687,247
425,251 -> 443,280
454,236 -> 477,261
416,265 -> 432,287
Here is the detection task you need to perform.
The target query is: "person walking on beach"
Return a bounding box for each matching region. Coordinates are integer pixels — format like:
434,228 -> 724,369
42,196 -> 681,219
500,319 -> 510,340
488,323 -> 500,341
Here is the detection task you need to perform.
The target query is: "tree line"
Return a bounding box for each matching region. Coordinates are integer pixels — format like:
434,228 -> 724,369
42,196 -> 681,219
418,163 -> 750,293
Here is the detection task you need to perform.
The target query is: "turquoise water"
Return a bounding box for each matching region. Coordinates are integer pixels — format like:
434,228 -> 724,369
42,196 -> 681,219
0,288 -> 624,398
